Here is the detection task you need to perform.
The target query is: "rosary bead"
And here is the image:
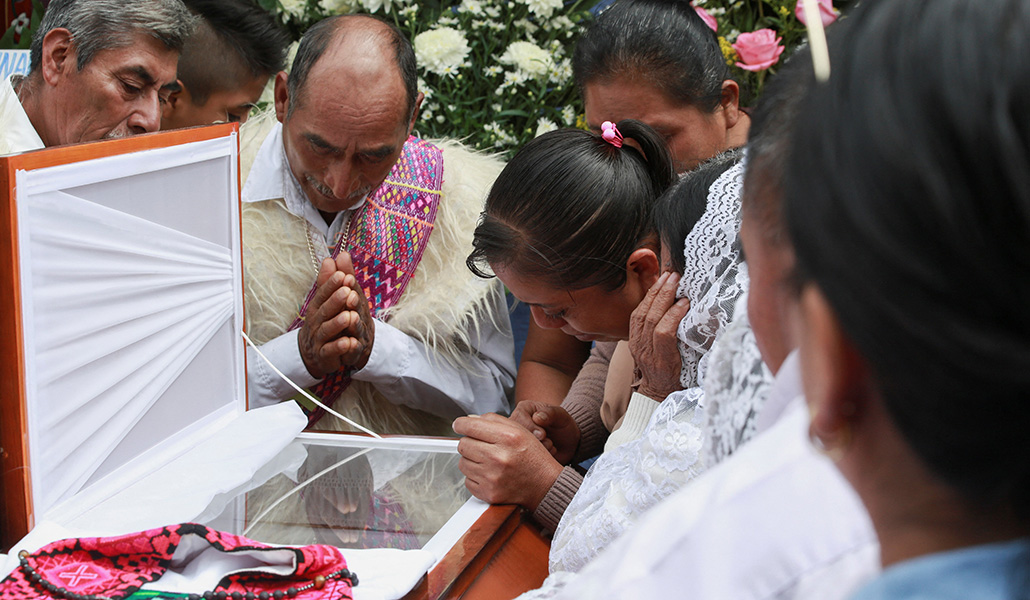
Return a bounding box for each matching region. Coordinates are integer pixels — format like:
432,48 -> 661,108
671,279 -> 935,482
259,593 -> 270,600
232,592 -> 243,600
313,576 -> 326,590
286,587 -> 298,597
273,591 -> 284,600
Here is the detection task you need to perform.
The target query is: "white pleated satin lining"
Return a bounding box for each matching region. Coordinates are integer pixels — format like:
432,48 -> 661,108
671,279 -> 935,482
14,135 -> 245,518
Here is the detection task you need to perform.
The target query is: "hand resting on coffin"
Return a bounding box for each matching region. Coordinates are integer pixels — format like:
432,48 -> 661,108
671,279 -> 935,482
453,413 -> 563,510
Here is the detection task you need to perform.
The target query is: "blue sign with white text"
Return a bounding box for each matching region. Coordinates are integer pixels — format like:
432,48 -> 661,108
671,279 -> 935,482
0,49 -> 31,80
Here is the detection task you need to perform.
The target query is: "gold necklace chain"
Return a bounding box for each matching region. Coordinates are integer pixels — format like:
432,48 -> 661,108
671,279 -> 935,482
304,212 -> 352,277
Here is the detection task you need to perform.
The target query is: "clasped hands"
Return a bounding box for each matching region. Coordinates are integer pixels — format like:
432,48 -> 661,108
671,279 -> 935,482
298,253 -> 375,378
453,403 -> 580,510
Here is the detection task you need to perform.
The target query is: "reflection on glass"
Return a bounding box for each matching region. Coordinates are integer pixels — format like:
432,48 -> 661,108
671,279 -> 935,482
202,440 -> 470,549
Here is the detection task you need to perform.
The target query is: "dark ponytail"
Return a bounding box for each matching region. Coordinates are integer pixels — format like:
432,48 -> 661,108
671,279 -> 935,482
467,119 -> 675,291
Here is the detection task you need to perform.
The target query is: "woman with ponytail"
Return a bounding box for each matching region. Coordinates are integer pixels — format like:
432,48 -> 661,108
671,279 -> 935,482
454,119 -> 750,570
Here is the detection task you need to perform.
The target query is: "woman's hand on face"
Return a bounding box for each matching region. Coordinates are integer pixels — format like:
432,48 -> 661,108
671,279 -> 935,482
629,271 -> 690,401
453,413 -> 564,511
510,401 -> 581,465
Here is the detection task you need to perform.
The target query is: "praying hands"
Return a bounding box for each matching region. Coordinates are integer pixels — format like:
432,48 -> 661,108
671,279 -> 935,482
298,253 -> 375,378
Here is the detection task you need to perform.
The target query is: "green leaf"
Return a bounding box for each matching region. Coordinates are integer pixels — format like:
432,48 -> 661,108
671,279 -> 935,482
0,23 -> 17,50
495,109 -> 531,118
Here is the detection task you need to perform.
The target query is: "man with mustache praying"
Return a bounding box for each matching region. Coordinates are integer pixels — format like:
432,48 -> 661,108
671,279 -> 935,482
240,15 -> 515,435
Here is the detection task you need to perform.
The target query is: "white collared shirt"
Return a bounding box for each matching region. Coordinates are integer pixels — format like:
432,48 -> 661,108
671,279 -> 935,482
1,74 -> 44,155
242,123 -> 515,421
519,362 -> 879,600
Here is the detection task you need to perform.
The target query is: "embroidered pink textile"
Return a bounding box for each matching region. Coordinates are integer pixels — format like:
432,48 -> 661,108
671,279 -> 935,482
0,523 -> 354,599
286,137 -> 445,427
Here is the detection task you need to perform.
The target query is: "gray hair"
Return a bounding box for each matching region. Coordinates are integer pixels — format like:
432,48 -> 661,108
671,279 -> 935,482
30,0 -> 198,73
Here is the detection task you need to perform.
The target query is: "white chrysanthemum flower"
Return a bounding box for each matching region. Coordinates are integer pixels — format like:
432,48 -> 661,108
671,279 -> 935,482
516,0 -> 562,19
459,0 -> 484,15
496,69 -> 529,91
279,0 -> 307,18
544,15 -> 576,32
485,122 -> 518,147
484,5 -> 501,18
561,105 -> 575,126
548,57 -> 573,84
417,77 -> 434,100
359,0 -> 395,13
414,27 -> 471,77
534,118 -> 558,137
319,0 -> 357,14
513,18 -> 539,35
484,65 -> 502,77
438,15 -> 458,26
499,41 -> 553,79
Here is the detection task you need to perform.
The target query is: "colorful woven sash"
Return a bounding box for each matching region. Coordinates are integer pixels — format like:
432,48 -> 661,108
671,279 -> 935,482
0,523 -> 354,600
286,137 -> 444,427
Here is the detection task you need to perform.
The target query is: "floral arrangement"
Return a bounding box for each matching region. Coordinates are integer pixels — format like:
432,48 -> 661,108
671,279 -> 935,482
260,0 -> 593,157
692,0 -> 848,103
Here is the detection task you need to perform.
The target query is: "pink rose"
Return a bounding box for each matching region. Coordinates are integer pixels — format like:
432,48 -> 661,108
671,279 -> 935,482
693,5 -> 718,32
795,0 -> 838,27
732,29 -> 785,72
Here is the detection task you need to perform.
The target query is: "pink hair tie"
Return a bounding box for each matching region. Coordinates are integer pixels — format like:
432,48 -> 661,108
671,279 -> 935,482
601,121 -> 623,148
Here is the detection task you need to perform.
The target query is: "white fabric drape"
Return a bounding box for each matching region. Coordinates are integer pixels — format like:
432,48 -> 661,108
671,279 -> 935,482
13,135 -> 244,517
24,190 -> 235,512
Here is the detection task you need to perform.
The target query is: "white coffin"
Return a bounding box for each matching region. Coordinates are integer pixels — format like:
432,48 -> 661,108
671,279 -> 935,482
0,124 -> 259,541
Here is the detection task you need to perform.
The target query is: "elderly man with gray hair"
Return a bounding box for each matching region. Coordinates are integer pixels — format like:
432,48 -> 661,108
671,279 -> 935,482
0,0 -> 196,155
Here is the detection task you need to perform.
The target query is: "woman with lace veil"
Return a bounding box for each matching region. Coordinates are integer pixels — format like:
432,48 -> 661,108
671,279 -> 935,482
547,149 -> 767,572
787,1 -> 1030,597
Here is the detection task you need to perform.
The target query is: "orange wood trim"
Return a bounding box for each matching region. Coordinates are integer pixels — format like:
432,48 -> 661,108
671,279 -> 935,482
2,124 -> 237,172
419,504 -> 523,600
452,519 -> 550,600
0,155 -> 31,550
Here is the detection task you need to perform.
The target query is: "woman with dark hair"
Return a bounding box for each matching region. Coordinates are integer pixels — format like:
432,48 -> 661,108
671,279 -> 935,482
576,0 -> 748,173
454,120 -> 678,531
516,0 -> 752,435
786,0 -> 1030,597
456,120 -> 751,568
